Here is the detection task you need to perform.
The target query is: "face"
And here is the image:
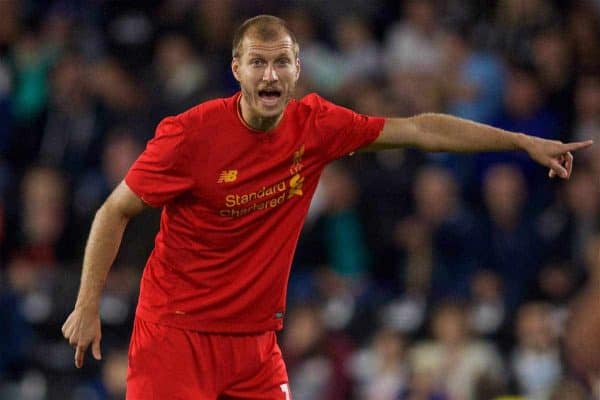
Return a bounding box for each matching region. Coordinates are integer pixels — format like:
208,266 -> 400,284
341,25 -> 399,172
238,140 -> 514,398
433,308 -> 467,345
232,33 -> 300,127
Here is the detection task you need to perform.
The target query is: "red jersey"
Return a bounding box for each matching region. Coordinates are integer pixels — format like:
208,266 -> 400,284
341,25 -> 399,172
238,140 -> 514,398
125,92 -> 385,333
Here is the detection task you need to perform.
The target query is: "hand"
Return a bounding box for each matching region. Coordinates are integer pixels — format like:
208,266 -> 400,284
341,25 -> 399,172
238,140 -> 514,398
523,136 -> 593,179
61,306 -> 102,368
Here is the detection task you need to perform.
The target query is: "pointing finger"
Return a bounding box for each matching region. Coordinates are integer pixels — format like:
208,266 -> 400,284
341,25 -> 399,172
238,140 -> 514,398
563,140 -> 593,153
75,346 -> 86,368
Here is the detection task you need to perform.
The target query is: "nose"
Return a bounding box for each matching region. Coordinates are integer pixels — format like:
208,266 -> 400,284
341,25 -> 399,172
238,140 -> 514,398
262,63 -> 278,82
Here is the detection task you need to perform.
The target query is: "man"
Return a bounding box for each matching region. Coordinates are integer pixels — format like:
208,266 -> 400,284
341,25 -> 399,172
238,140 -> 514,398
62,15 -> 592,399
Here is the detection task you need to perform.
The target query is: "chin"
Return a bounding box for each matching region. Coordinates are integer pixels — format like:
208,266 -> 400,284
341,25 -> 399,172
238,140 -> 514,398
258,105 -> 285,118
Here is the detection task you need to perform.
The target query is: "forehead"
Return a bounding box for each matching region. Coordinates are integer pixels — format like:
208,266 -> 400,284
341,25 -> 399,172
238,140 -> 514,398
240,34 -> 295,58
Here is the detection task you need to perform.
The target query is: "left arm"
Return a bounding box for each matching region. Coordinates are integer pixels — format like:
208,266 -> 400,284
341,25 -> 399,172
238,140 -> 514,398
366,114 -> 593,178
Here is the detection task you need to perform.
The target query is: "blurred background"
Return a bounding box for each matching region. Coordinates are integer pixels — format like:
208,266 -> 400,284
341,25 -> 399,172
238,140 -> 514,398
0,0 -> 599,399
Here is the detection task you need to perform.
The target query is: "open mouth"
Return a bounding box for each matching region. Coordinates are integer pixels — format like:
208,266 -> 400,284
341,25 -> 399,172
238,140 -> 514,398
258,89 -> 282,106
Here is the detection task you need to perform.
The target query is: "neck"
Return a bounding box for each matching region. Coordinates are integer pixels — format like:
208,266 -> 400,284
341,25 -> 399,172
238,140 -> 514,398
239,94 -> 283,131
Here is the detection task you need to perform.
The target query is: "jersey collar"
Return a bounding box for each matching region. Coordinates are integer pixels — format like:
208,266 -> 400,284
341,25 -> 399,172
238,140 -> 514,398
235,92 -> 289,134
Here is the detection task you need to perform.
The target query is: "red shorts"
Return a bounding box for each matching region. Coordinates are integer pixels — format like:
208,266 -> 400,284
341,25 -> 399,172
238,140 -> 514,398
126,317 -> 291,400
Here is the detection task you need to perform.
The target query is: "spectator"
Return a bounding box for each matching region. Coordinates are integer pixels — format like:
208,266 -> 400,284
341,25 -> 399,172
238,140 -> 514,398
468,270 -> 506,338
73,129 -> 142,221
282,304 -> 353,400
149,34 -> 209,117
477,65 -> 561,210
573,74 -> 600,141
38,54 -> 105,178
512,302 -> 563,400
410,301 -> 505,400
16,166 -> 67,265
441,24 -> 505,124
378,215 -> 431,335
72,128 -> 158,273
481,164 -> 542,310
566,3 -> 600,72
384,0 -> 444,115
494,0 -> 558,63
564,169 -> 599,266
348,328 -> 409,399
530,28 -> 575,135
332,15 -> 381,98
384,0 -> 443,77
317,163 -> 370,281
436,23 -> 505,190
412,166 -> 483,300
283,9 -> 340,95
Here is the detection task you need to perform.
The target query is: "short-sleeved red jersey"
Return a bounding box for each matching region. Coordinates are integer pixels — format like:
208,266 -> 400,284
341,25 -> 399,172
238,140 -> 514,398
125,92 -> 385,333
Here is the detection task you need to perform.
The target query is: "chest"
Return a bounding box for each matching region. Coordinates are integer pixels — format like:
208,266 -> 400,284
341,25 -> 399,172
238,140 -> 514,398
187,126 -> 323,216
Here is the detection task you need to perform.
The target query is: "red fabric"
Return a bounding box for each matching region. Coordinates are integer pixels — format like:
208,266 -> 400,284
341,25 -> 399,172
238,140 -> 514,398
126,317 -> 290,399
125,92 -> 385,333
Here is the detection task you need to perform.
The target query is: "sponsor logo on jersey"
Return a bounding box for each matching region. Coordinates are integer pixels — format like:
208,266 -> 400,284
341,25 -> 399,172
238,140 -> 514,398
217,170 -> 238,183
288,174 -> 304,198
290,145 -> 304,175
219,146 -> 305,217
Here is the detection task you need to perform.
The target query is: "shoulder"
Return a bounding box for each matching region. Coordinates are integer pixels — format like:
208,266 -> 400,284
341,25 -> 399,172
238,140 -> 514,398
152,94 -> 237,151
176,93 -> 238,131
281,93 -> 329,124
296,92 -> 347,118
298,92 -> 329,109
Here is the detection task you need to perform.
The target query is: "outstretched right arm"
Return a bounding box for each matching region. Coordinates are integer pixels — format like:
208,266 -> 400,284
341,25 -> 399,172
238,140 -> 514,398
61,181 -> 146,368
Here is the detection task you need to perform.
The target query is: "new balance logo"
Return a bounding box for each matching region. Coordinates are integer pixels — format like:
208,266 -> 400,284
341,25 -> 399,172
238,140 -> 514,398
218,170 -> 238,183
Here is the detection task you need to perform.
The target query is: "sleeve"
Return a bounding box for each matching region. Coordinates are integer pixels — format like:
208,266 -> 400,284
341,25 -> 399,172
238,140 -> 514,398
125,116 -> 194,207
310,94 -> 385,162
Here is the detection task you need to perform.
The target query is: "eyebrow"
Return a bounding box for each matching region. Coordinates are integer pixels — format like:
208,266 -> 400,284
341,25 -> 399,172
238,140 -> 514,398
248,47 -> 289,58
247,52 -> 292,59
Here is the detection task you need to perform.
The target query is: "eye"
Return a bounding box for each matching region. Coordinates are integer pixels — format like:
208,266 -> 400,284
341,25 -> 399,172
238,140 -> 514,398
276,58 -> 291,66
250,59 -> 265,67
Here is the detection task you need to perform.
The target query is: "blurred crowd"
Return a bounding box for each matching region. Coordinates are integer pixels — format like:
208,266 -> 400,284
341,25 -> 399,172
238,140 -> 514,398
0,0 -> 599,399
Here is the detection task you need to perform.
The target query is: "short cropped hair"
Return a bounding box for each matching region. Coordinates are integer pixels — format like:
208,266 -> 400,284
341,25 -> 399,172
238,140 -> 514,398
232,15 -> 299,59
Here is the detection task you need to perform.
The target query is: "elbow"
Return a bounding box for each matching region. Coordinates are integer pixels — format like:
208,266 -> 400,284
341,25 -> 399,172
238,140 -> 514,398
404,116 -> 435,151
409,114 -> 447,152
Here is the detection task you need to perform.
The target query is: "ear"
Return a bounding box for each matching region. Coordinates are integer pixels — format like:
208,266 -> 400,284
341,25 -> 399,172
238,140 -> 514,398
231,58 -> 241,82
295,57 -> 301,82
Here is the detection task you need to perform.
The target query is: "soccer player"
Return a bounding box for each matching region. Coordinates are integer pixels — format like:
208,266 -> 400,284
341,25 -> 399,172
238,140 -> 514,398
62,14 -> 592,399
